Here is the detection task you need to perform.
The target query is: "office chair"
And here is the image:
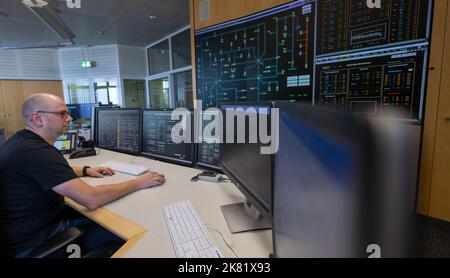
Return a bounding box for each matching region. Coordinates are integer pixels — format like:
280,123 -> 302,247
0,128 -> 5,147
29,227 -> 85,258
29,226 -> 122,258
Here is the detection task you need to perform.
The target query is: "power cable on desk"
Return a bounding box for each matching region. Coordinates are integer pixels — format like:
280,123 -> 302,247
205,224 -> 240,258
191,171 -> 229,183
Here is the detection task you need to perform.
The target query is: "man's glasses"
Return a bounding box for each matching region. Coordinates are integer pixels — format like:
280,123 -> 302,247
36,111 -> 71,118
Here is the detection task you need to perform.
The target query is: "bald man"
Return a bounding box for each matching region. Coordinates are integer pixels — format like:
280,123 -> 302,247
0,94 -> 165,257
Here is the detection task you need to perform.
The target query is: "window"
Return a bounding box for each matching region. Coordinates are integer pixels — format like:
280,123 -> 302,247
146,27 -> 192,109
173,71 -> 193,108
94,80 -> 119,105
172,29 -> 191,69
149,78 -> 170,108
123,80 -> 146,108
67,82 -> 92,104
148,40 -> 170,75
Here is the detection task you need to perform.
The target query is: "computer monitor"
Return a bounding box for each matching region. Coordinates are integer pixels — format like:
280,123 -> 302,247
272,102 -> 414,257
67,105 -> 81,122
195,0 -> 433,121
96,108 -> 142,155
219,102 -> 275,233
79,103 -> 98,120
196,109 -> 221,170
142,109 -> 195,166
54,131 -> 78,154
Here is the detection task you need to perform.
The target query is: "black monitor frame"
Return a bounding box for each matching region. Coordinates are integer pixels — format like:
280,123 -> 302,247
195,143 -> 222,171
95,107 -> 142,155
141,108 -> 195,167
219,101 -> 276,233
194,107 -> 222,171
272,101 -> 379,258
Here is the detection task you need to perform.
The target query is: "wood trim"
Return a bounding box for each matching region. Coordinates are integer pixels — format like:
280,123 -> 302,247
417,0 -> 449,215
427,0 -> 450,222
111,232 -> 147,258
65,198 -> 146,241
0,83 -> 6,132
246,0 -> 292,15
194,0 -> 220,30
217,0 -> 247,25
193,0 -> 293,30
21,80 -> 64,99
0,80 -> 25,138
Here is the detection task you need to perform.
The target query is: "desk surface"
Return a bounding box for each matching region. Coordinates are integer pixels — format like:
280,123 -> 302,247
67,149 -> 273,258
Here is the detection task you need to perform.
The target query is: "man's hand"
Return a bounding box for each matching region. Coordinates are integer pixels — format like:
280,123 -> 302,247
134,172 -> 166,189
86,167 -> 115,178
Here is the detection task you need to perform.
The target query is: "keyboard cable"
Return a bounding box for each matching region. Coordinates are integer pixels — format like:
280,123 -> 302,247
205,224 -> 240,258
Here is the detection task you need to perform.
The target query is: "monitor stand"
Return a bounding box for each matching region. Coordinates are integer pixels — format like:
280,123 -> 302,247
221,200 -> 271,234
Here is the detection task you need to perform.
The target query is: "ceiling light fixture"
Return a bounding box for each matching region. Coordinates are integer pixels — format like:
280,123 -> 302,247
148,14 -> 156,20
22,0 -> 49,8
23,0 -> 76,43
0,41 -> 72,50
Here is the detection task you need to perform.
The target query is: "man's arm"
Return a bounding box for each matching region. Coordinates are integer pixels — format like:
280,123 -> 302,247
53,172 -> 165,210
72,166 -> 83,177
72,166 -> 114,177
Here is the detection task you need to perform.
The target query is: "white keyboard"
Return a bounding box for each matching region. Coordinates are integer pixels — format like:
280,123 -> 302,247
99,160 -> 150,176
163,200 -> 223,258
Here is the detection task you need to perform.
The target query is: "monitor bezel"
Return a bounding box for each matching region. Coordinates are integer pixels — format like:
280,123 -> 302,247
95,107 -> 143,155
195,107 -> 222,171
271,101 -> 377,258
218,101 -> 276,219
141,108 -> 195,167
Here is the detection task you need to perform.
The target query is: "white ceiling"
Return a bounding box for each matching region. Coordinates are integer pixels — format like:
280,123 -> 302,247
0,0 -> 190,47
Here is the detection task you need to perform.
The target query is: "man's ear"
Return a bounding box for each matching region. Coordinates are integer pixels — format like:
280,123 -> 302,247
30,112 -> 44,127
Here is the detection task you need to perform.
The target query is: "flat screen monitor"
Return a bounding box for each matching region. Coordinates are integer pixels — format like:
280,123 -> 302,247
195,0 -> 316,108
142,109 -> 194,166
272,102 -> 414,257
195,0 -> 433,120
79,103 -> 98,120
96,108 -> 142,154
196,108 -> 221,170
219,102 -> 275,233
67,105 -> 81,122
54,131 -> 78,154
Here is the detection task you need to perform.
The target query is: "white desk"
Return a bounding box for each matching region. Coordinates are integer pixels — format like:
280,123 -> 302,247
67,149 -> 273,258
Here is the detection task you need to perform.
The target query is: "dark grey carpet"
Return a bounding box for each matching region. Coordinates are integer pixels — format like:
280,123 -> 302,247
415,215 -> 450,258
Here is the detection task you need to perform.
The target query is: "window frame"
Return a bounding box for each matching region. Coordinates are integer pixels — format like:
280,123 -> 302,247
146,25 -> 192,109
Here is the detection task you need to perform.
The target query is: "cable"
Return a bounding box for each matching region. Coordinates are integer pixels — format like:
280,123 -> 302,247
191,171 -> 230,183
218,176 -> 229,182
205,224 -> 240,258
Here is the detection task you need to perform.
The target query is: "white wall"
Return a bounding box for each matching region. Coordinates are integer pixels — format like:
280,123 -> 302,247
0,45 -> 147,106
58,44 -> 147,105
0,49 -> 60,80
58,45 -> 119,80
118,45 -> 147,79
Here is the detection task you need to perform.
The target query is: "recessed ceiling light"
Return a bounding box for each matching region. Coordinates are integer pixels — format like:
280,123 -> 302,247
148,14 -> 156,20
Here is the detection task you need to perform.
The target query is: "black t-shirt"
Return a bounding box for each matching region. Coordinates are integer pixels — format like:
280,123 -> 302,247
0,129 -> 78,257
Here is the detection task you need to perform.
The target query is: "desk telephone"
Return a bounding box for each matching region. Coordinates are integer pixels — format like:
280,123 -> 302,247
69,148 -> 97,159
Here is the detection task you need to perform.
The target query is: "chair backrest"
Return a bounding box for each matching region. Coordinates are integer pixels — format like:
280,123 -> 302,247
0,128 -> 6,147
